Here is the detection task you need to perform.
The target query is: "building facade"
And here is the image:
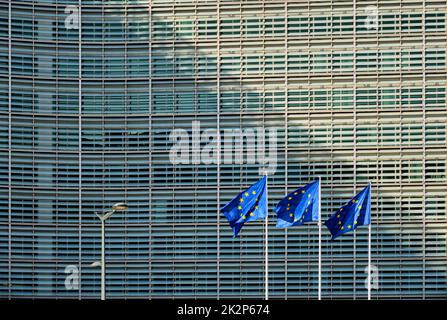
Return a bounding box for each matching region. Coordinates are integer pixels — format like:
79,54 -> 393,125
0,0 -> 446,299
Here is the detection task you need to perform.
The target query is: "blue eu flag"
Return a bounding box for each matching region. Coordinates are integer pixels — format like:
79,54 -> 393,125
275,179 -> 320,228
325,184 -> 371,240
220,176 -> 267,238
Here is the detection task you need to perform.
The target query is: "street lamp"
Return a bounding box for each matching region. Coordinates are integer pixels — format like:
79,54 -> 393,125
94,202 -> 128,300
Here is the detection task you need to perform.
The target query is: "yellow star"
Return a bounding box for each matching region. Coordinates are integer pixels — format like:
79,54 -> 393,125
301,190 -> 305,194
250,212 -> 254,217
286,207 -> 290,211
300,219 -> 303,223
294,218 -> 298,222
341,226 -> 344,230
242,215 -> 246,219
336,214 -> 340,218
338,221 -> 342,225
307,200 -> 311,205
289,213 -> 293,217
308,194 -> 311,198
348,225 -> 351,229
255,206 -> 259,210
294,192 -> 298,195
305,208 -> 308,212
354,220 -> 358,225
238,206 -> 242,210
252,191 -> 256,195
239,198 -> 244,203
288,197 -> 292,200
340,208 -> 343,212
245,192 -> 249,197
359,205 -> 362,209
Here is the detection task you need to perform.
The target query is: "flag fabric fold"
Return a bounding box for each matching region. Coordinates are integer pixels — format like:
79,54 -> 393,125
325,184 -> 371,240
275,179 -> 320,228
220,176 -> 267,238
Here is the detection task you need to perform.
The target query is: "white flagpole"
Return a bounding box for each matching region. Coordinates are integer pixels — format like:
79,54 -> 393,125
265,174 -> 269,300
367,181 -> 372,300
318,176 -> 322,300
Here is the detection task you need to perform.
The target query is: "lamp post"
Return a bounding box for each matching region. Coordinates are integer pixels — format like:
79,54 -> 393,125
94,202 -> 128,300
